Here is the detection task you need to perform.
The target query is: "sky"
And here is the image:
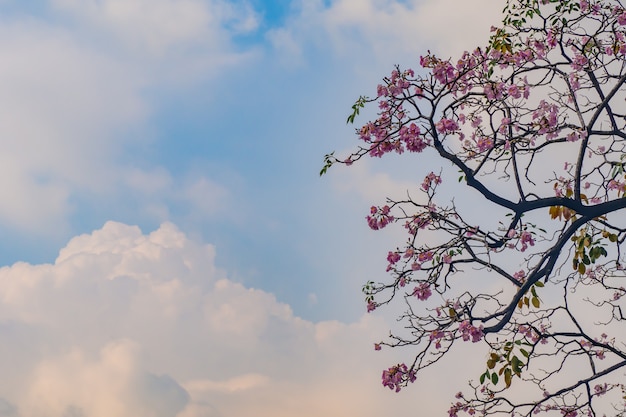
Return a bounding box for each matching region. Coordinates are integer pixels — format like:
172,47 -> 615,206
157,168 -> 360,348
0,1 -> 505,416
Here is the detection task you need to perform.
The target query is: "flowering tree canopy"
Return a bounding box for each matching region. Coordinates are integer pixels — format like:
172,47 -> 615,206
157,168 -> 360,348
323,0 -> 626,415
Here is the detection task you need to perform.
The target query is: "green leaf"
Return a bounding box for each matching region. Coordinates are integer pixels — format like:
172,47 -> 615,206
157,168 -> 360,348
491,372 -> 499,385
511,355 -> 524,375
346,96 -> 367,124
320,152 -> 335,176
531,297 -> 540,308
535,281 -> 544,288
504,368 -> 512,388
480,371 -> 488,385
520,348 -> 529,358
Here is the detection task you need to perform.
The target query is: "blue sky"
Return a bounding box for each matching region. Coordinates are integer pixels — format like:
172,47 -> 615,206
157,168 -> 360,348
0,1 -> 504,416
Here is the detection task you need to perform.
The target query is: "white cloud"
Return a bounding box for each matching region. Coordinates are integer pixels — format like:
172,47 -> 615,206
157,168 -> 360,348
0,1 -> 258,236
269,0 -> 503,64
0,221 -> 469,416
51,0 -> 258,56
22,340 -> 189,417
0,20 -> 147,233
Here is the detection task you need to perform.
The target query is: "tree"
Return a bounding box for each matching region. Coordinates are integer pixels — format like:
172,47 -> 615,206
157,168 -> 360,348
323,0 -> 626,415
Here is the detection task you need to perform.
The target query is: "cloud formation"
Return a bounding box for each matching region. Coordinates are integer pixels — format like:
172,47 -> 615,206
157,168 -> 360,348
0,221 -> 463,416
0,1 -> 255,237
268,0 -> 503,65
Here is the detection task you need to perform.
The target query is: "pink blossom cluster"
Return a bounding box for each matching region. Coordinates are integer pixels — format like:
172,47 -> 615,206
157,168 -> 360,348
568,72 -> 582,91
436,118 -> 459,134
408,250 -> 435,271
359,66 -> 436,159
353,5 -> 626,165
607,178 -> 626,196
458,320 -> 484,343
399,122 -> 429,152
422,172 -> 442,191
506,229 -> 535,252
421,53 -> 456,84
366,205 -> 394,230
532,100 -> 560,139
448,401 -> 476,417
518,324 -> 543,343
570,52 -> 589,71
594,383 -> 608,396
376,68 -> 414,98
386,251 -> 401,271
520,231 -> 535,252
481,80 -> 529,101
381,363 -> 416,392
404,212 -> 432,236
560,408 -> 578,417
475,136 -> 494,153
359,119 -> 394,158
566,129 -> 586,142
412,282 -> 432,301
430,329 -> 446,349
484,81 -> 506,100
359,117 -> 429,158
513,270 -> 526,283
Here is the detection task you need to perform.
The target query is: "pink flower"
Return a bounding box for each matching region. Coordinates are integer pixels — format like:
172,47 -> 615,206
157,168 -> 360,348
484,82 -> 505,100
458,320 -> 484,342
374,343 -> 382,351
367,301 -> 376,312
594,383 -> 607,396
513,270 -> 526,283
366,205 -> 394,230
572,53 -> 588,70
580,0 -> 589,12
413,282 -> 432,301
430,330 -> 445,349
569,72 -> 581,90
436,118 -> 459,134
400,123 -> 429,152
476,136 -> 494,153
418,251 -> 434,262
560,408 -> 578,417
422,172 -> 442,191
382,363 -> 415,392
432,61 -> 456,84
520,231 -> 535,252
